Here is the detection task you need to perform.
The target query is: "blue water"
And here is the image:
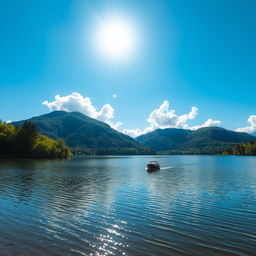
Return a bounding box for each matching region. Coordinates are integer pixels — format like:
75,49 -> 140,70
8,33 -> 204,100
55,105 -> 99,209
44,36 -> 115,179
0,155 -> 256,255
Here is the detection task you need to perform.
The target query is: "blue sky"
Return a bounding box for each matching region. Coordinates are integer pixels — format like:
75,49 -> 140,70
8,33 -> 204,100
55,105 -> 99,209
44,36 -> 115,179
1,0 -> 256,135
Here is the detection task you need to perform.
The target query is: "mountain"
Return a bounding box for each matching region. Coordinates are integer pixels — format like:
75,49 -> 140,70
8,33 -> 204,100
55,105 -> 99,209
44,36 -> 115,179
136,127 -> 256,154
12,111 -> 155,155
252,132 -> 256,137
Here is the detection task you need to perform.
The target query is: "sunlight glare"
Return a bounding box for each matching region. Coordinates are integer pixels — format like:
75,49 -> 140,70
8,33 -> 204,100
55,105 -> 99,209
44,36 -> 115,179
95,17 -> 136,61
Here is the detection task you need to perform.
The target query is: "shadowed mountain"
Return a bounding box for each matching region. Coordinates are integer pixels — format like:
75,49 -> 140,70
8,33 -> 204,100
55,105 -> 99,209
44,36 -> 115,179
136,127 -> 256,154
12,111 -> 155,155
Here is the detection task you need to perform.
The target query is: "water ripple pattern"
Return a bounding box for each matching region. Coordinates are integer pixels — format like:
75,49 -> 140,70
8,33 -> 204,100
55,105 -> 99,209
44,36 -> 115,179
0,156 -> 256,255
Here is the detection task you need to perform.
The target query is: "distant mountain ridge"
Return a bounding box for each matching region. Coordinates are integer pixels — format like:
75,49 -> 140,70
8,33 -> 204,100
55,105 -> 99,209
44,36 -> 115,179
12,111 -> 155,155
12,112 -> 256,155
136,127 -> 256,154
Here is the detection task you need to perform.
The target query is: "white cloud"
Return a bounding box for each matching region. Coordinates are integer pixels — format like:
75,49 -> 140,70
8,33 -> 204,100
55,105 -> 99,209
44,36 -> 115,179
236,115 -> 256,133
43,95 -> 221,137
112,94 -> 117,98
122,128 -> 143,138
191,118 -> 222,130
146,101 -> 198,130
43,92 -> 122,130
123,100 -> 221,137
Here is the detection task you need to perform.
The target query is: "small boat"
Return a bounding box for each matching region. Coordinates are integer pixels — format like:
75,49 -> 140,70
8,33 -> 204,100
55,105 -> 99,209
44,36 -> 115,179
147,161 -> 160,172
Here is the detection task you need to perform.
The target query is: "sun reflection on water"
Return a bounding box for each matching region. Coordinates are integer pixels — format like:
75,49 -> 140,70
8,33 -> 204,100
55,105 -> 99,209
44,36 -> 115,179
89,221 -> 129,256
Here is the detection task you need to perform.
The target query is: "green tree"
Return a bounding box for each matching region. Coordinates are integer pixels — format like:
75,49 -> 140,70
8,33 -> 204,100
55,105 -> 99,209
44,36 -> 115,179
223,140 -> 256,156
0,122 -> 72,159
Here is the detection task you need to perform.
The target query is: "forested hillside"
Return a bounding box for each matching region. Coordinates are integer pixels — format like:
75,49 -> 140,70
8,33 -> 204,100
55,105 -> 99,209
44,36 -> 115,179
0,121 -> 72,158
136,127 -> 256,154
223,140 -> 256,155
13,111 -> 155,155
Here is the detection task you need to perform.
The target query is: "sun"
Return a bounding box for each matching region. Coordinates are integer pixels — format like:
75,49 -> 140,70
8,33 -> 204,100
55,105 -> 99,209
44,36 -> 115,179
94,17 -> 136,61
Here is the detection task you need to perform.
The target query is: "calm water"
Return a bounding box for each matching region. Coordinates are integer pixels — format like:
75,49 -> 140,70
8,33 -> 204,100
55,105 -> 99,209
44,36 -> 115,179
0,156 -> 256,256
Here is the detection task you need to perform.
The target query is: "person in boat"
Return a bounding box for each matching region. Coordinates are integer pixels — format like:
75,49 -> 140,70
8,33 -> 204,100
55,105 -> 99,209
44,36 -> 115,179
147,161 -> 160,171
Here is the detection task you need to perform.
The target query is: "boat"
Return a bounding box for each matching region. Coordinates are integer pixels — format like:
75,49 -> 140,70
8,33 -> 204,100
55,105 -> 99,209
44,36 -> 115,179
147,161 -> 160,172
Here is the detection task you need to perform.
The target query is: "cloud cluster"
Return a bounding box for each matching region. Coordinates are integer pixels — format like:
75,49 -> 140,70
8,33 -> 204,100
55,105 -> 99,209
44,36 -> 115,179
236,115 -> 256,133
43,92 -> 122,129
191,118 -> 222,130
147,101 -> 198,130
42,94 -> 222,137
123,100 -> 221,137
122,128 -> 144,138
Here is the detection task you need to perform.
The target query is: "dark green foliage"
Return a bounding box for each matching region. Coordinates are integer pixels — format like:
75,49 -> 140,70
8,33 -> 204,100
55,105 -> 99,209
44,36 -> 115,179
13,111 -> 155,155
16,121 -> 38,154
136,127 -> 256,155
95,147 -> 155,155
0,121 -> 72,158
72,146 -> 155,156
223,140 -> 256,155
136,129 -> 191,151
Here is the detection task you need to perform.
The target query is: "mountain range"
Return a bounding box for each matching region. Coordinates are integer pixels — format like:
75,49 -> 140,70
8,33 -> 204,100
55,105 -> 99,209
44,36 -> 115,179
12,111 -> 154,155
136,127 -> 256,154
12,111 -> 256,155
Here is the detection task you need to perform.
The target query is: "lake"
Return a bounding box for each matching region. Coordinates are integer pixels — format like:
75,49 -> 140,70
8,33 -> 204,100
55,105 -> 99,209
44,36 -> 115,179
0,155 -> 256,256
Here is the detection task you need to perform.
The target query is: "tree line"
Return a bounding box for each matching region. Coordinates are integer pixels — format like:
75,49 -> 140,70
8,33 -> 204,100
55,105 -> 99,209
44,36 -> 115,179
0,121 -> 72,158
72,146 -> 156,156
223,140 -> 256,155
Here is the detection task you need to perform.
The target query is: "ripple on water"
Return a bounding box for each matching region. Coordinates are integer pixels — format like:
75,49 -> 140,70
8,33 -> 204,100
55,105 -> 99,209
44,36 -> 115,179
0,156 -> 256,255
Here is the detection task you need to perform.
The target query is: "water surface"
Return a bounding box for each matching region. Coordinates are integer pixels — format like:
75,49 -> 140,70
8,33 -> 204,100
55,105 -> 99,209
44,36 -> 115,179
0,155 -> 256,255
